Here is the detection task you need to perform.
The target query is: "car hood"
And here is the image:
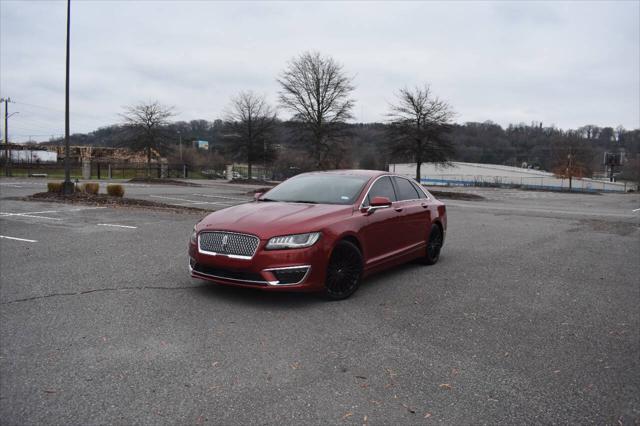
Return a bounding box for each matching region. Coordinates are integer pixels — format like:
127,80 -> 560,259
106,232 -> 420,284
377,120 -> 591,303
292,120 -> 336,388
197,201 -> 353,239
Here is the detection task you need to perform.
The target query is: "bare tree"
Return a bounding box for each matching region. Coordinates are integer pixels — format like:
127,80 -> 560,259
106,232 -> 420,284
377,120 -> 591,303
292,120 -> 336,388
277,51 -> 355,168
120,101 -> 175,176
577,124 -> 600,140
387,85 -> 455,181
551,130 -> 595,190
224,91 -> 277,179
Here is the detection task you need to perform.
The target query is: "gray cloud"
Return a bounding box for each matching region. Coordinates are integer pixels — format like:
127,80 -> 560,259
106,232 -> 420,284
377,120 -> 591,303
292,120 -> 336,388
1,0 -> 638,142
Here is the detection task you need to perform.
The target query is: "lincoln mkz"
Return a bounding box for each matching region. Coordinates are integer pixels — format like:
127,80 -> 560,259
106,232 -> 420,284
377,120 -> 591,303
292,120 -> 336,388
188,170 -> 447,299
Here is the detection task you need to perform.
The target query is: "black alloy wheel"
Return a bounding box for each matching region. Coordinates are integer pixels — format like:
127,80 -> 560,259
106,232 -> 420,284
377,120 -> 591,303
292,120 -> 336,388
324,240 -> 363,300
424,224 -> 443,265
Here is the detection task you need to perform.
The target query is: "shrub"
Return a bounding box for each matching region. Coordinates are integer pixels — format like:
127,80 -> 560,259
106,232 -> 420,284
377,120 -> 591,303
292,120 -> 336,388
83,183 -> 99,195
107,184 -> 125,197
47,182 -> 63,193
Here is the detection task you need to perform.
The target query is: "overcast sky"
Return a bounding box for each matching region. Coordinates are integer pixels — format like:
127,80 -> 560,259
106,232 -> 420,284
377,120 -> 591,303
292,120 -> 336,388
1,0 -> 638,142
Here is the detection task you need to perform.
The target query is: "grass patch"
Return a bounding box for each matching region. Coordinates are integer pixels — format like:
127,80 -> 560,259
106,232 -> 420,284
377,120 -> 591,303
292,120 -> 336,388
127,177 -> 202,187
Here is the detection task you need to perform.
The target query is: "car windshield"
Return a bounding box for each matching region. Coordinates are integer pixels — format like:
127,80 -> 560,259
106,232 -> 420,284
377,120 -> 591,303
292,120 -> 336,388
262,174 -> 370,205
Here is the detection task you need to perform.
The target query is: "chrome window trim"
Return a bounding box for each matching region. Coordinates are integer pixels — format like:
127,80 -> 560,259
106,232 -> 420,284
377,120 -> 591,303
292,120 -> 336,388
358,175 -> 397,210
197,230 -> 260,260
263,265 -> 312,286
358,174 -> 431,211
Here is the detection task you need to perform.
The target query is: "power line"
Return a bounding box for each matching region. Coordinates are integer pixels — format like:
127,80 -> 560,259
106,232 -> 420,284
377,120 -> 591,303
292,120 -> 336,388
12,133 -> 63,137
9,121 -> 62,131
10,123 -> 62,132
12,101 -> 65,113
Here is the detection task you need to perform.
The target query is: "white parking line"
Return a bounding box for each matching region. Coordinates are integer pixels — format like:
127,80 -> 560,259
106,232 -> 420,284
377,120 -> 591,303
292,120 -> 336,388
0,206 -> 107,221
0,213 -> 62,220
149,195 -> 204,204
0,207 -> 106,216
0,235 -> 38,243
191,193 -> 251,201
175,202 -> 235,207
0,210 -> 62,215
97,224 -> 138,229
633,208 -> 640,213
68,207 -> 108,211
149,194 -> 240,206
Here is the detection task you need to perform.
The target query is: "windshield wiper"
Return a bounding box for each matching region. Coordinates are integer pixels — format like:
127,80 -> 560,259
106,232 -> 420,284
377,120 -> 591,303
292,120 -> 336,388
289,200 -> 317,204
258,197 -> 278,202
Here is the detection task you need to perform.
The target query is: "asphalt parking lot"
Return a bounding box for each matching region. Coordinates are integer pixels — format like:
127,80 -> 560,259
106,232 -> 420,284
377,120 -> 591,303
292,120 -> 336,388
1,178 -> 639,425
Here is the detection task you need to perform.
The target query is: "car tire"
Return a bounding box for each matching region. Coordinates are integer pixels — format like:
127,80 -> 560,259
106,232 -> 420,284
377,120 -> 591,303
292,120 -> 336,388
423,224 -> 443,265
323,240 -> 363,300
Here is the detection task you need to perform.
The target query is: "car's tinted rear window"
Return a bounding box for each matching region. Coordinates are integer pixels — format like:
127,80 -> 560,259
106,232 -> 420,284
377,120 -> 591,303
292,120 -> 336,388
410,180 -> 428,198
394,177 -> 421,201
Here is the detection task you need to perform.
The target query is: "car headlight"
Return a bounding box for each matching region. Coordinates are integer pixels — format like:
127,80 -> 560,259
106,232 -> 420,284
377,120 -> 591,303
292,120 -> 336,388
265,232 -> 320,250
190,227 -> 197,244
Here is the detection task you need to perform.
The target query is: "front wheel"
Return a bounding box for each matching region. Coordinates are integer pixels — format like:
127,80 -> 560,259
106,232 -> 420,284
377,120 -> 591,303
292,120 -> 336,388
423,224 -> 443,265
323,240 -> 363,300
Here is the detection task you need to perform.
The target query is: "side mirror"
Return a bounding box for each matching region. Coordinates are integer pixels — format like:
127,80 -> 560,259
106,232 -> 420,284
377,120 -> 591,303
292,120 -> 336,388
361,196 -> 392,215
254,192 -> 264,201
370,196 -> 391,207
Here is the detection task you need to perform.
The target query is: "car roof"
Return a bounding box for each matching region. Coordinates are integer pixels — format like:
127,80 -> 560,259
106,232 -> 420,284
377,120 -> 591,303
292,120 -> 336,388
301,169 -> 389,178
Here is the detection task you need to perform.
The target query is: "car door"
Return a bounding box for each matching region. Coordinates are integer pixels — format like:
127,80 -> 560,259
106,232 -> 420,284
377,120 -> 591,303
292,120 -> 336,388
392,176 -> 432,251
358,176 -> 402,266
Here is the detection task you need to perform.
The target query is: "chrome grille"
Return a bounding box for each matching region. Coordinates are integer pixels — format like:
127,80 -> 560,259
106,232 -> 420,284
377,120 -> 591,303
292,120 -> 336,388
198,231 -> 259,258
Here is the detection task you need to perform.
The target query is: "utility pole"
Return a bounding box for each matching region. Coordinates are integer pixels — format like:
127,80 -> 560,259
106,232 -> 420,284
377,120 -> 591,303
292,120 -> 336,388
177,130 -> 182,163
1,97 -> 14,177
62,0 -> 74,194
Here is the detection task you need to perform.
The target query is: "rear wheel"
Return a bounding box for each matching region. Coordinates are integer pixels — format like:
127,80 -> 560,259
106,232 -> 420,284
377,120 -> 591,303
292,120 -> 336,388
324,240 -> 363,300
423,224 -> 443,265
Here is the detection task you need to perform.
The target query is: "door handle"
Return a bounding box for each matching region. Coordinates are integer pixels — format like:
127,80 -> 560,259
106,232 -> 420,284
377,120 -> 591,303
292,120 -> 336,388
394,207 -> 403,212
421,203 -> 428,208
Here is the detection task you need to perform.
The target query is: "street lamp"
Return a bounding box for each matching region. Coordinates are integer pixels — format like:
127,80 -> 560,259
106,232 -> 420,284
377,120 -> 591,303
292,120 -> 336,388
177,130 -> 182,163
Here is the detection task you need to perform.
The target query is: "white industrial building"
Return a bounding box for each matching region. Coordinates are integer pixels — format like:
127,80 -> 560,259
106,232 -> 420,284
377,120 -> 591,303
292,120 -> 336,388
389,162 -> 630,192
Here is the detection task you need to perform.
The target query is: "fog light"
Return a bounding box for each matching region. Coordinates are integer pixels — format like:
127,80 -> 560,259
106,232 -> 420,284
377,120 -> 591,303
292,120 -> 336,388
268,266 -> 310,285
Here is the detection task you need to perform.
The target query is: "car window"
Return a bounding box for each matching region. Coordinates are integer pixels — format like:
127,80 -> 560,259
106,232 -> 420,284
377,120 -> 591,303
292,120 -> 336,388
263,174 -> 369,205
393,177 -> 421,201
410,180 -> 428,199
363,176 -> 396,207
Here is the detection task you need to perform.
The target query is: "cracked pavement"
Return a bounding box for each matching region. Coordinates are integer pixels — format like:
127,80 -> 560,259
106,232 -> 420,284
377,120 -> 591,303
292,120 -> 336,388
1,179 -> 639,424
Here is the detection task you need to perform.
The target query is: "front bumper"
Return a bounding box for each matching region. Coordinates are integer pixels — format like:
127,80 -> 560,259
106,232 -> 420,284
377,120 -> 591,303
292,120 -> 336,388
188,239 -> 328,292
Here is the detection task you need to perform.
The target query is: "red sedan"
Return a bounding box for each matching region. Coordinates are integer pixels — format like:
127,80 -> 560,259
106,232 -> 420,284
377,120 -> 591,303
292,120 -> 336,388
189,170 -> 447,299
